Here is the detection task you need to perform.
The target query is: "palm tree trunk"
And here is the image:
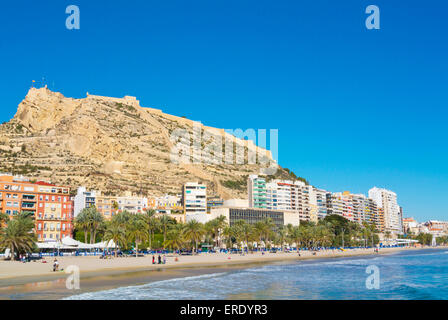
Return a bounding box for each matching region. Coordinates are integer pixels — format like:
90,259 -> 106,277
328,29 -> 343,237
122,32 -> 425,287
115,243 -> 117,257
92,229 -> 96,244
84,228 -> 88,244
163,226 -> 167,249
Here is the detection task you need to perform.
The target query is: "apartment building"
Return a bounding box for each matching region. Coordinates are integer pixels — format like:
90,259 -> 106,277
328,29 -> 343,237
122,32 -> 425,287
149,194 -> 182,213
248,175 -> 267,209
0,174 -> 73,242
182,182 -> 207,214
250,176 -> 313,222
312,188 -> 329,220
368,187 -> 403,234
74,187 -> 148,219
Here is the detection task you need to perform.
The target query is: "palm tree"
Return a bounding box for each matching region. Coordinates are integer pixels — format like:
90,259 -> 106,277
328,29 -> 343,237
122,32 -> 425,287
289,226 -> 303,252
234,220 -> 254,253
87,207 -> 104,244
104,223 -> 126,257
143,210 -> 158,250
74,209 -> 90,243
111,211 -> 132,228
158,215 -> 175,248
254,221 -> 267,249
0,212 -> 9,227
183,220 -> 205,253
277,226 -> 287,251
126,216 -> 148,257
112,201 -> 119,215
163,224 -> 185,251
222,226 -> 235,249
207,215 -> 226,248
0,214 -> 36,260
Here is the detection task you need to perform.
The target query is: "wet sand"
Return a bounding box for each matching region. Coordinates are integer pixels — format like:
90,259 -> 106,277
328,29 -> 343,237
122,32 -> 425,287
0,246 -> 439,300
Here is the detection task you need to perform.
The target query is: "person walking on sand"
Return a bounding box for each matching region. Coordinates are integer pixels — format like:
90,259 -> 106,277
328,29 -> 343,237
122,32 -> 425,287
152,255 -> 155,264
158,255 -> 161,264
163,255 -> 166,264
53,258 -> 59,272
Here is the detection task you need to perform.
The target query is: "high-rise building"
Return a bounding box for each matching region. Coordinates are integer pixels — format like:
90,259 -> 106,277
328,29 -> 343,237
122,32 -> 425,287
250,176 -> 310,222
325,191 -> 383,231
311,188 -> 330,220
182,182 -> 207,214
368,187 -> 403,234
248,175 -> 267,209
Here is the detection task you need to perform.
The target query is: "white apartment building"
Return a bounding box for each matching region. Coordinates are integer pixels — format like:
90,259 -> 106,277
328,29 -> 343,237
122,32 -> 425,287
182,182 -> 207,214
369,187 -> 403,234
253,177 -> 312,222
116,192 -> 148,214
73,187 -> 97,217
74,187 -> 148,218
312,188 -> 329,220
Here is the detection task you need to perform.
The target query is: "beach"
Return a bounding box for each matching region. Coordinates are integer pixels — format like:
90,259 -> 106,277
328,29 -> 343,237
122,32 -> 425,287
0,246 -> 441,300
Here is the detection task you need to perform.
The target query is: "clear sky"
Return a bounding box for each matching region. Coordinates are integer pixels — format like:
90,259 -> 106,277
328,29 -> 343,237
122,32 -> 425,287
0,0 -> 447,221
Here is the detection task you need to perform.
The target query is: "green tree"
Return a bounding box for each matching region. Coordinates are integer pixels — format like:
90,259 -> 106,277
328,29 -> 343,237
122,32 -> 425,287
74,209 -> 90,243
183,220 -> 205,253
158,215 -> 175,248
0,212 -> 36,260
104,223 -> 126,257
126,215 -> 148,257
143,210 -> 158,250
163,224 -> 185,251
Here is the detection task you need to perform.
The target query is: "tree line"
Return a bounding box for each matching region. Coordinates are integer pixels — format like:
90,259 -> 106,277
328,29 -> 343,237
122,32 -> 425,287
74,208 -> 384,254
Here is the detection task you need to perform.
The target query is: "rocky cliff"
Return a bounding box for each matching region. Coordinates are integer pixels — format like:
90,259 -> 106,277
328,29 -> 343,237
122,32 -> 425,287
0,87 -> 296,198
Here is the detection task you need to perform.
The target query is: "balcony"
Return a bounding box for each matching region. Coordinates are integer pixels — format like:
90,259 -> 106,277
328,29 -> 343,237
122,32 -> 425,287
21,202 -> 36,209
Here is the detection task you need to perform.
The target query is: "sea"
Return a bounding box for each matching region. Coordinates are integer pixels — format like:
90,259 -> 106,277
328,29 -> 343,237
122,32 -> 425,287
65,248 -> 448,300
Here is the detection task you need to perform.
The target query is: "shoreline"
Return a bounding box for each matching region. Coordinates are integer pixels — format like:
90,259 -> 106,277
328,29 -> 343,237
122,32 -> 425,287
0,246 -> 444,299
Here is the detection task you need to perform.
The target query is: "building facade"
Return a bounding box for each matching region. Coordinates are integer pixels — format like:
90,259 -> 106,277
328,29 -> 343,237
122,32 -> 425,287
182,182 -> 207,214
0,174 -> 73,242
210,206 -> 300,228
248,175 -> 267,209
368,187 -> 403,234
74,187 -> 148,219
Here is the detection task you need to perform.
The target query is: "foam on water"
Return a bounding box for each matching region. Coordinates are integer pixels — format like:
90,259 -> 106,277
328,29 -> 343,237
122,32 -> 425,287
65,249 -> 448,300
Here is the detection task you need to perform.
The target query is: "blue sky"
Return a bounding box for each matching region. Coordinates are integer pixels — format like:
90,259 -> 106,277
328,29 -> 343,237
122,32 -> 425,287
0,0 -> 447,221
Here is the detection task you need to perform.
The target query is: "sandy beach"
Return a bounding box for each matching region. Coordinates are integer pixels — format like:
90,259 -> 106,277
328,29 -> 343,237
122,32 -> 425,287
0,246 -> 441,299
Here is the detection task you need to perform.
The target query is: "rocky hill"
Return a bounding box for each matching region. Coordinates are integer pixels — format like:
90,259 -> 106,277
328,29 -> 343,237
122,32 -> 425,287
0,87 -> 300,198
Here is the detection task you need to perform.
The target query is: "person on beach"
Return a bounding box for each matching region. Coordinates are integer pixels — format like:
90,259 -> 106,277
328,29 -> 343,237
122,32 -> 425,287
53,259 -> 59,272
158,255 -> 161,264
163,255 -> 166,264
152,255 -> 155,264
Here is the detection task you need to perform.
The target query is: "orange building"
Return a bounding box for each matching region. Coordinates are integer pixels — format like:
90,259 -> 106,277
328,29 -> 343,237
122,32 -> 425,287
0,175 -> 73,242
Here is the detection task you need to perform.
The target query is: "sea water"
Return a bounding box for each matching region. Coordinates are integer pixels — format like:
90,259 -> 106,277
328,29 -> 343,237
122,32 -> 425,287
65,249 -> 448,300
